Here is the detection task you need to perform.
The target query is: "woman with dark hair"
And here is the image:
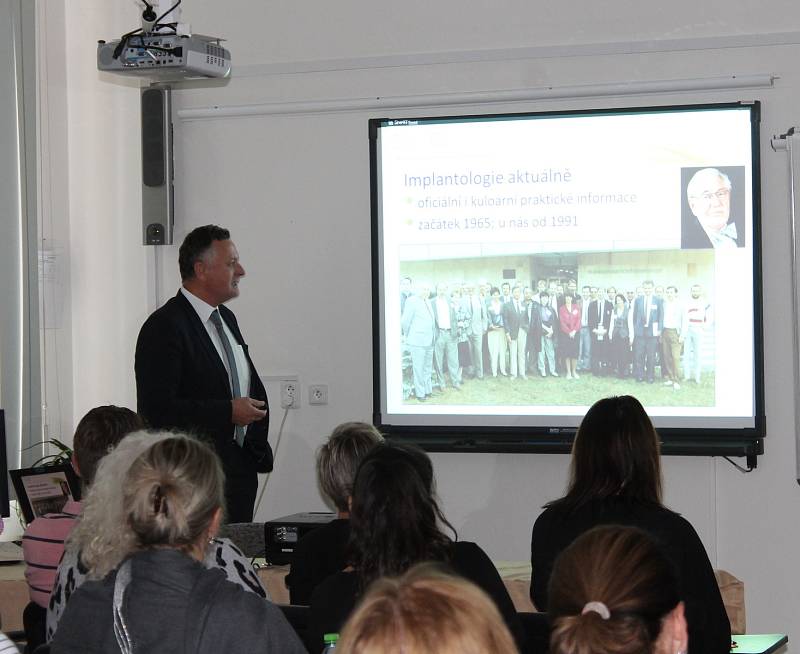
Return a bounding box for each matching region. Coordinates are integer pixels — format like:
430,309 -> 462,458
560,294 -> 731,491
308,443 -> 523,653
548,525 -> 688,654
530,396 -> 730,654
558,292 -> 581,379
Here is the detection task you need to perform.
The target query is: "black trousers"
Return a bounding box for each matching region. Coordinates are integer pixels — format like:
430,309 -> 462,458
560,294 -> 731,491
633,335 -> 658,381
220,439 -> 259,523
24,601 -> 47,652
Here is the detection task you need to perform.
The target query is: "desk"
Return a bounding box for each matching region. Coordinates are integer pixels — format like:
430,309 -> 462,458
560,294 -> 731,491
0,563 -> 27,632
731,635 -> 788,654
255,564 -> 290,604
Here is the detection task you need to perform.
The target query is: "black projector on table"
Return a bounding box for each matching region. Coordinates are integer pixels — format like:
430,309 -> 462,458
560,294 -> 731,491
264,512 -> 337,565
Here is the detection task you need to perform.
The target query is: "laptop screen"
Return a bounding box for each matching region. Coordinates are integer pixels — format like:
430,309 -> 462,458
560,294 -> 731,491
10,463 -> 81,524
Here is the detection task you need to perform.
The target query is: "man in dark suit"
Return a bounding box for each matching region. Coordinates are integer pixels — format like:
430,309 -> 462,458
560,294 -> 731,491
135,225 -> 272,522
502,285 -> 528,379
632,280 -> 664,383
588,287 -> 614,376
524,288 -> 542,375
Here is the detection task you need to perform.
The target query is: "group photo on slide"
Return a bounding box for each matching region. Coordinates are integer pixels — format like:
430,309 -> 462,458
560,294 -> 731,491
377,105 -> 757,425
398,249 -> 716,408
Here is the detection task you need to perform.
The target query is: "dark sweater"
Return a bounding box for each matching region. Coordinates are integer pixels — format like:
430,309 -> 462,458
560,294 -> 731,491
286,518 -> 350,605
531,498 -> 731,654
51,549 -> 307,654
307,540 -> 525,653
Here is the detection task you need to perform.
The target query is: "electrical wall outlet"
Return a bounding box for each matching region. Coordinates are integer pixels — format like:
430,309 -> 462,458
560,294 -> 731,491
308,384 -> 328,405
280,380 -> 299,409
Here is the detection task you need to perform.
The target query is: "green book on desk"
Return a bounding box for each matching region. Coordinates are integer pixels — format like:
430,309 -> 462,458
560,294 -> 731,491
731,634 -> 788,654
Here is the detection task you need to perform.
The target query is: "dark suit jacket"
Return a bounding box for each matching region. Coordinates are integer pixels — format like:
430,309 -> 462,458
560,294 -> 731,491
526,301 -> 542,352
135,292 -> 273,477
502,299 -> 526,340
632,295 -> 664,338
587,300 -> 613,342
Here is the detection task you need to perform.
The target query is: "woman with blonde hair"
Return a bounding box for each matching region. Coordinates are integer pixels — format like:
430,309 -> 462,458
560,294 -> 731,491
548,525 -> 688,654
337,563 -> 518,654
46,431 -> 268,639
51,434 -> 304,653
530,396 -> 730,654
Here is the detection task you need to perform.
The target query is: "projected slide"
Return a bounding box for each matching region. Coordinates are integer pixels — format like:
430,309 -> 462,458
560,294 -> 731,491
372,104 -> 761,434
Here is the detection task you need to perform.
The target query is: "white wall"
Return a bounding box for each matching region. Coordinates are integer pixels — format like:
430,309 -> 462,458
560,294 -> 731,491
43,0 -> 800,643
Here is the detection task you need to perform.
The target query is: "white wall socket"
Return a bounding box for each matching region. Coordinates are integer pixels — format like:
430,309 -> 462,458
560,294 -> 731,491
308,384 -> 328,405
280,380 -> 299,409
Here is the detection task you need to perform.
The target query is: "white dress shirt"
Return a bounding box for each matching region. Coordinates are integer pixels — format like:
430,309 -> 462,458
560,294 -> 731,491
435,297 -> 451,329
180,287 -> 251,402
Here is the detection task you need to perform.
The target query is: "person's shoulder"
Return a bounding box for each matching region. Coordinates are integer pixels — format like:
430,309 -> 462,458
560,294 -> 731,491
191,563 -> 265,610
209,536 -> 247,560
532,503 -> 573,536
598,501 -> 696,539
451,539 -> 480,553
450,540 -> 492,564
298,518 -> 349,551
62,570 -> 116,608
24,512 -> 75,538
533,504 -> 555,524
212,571 -> 267,605
24,511 -> 78,557
154,292 -> 183,314
139,293 -> 186,330
218,302 -> 239,324
647,505 -> 697,534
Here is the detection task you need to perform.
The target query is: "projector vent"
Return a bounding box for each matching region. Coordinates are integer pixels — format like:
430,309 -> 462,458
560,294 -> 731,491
206,43 -> 225,67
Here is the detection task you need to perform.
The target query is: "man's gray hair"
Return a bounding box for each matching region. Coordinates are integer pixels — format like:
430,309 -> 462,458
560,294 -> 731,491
687,167 -> 731,199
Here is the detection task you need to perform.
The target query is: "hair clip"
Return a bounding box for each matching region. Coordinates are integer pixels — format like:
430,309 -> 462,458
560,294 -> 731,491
153,485 -> 167,516
581,601 -> 610,620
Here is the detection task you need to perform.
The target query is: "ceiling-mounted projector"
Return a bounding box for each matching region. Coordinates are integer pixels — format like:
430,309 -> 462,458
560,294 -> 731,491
97,33 -> 230,81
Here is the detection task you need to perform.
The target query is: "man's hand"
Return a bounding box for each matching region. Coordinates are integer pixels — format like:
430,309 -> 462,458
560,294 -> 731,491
232,397 -> 267,426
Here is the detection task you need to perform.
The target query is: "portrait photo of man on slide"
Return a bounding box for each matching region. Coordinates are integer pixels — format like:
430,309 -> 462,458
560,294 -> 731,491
681,166 -> 746,250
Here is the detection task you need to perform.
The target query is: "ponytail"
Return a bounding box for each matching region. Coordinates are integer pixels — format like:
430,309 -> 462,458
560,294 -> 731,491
548,526 -> 680,654
124,436 -> 224,553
